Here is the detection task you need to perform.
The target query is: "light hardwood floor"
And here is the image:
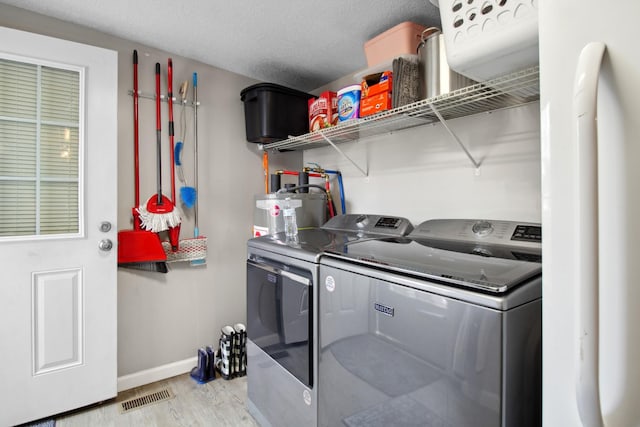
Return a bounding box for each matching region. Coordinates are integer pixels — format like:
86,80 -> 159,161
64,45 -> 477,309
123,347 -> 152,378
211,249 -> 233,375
54,374 -> 259,427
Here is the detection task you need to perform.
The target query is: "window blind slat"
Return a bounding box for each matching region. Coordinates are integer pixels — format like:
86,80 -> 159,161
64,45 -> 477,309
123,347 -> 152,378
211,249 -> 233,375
40,181 -> 79,234
41,66 -> 79,122
0,58 -> 81,237
0,59 -> 37,120
40,124 -> 78,178
0,180 -> 36,236
0,120 -> 36,176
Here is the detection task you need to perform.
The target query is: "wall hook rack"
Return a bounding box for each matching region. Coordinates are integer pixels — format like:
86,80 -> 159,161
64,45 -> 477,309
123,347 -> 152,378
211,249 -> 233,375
128,90 -> 200,107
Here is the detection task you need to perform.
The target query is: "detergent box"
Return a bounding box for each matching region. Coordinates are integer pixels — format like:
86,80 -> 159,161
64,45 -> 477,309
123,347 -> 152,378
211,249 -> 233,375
308,91 -> 338,131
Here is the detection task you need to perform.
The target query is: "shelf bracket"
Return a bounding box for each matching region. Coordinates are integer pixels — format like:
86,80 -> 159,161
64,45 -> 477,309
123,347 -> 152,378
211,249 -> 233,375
319,133 -> 368,176
429,103 -> 481,170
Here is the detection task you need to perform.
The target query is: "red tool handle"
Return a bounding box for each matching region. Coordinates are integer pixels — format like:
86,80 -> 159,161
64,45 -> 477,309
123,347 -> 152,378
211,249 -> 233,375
325,179 -> 335,218
263,151 -> 269,194
279,170 -> 323,178
133,50 -> 140,208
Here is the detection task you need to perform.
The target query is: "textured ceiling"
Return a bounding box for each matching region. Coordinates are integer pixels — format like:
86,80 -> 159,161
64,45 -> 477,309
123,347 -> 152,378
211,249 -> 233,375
0,0 -> 441,91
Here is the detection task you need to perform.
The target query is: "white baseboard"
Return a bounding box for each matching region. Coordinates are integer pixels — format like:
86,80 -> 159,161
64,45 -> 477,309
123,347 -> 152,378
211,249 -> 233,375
117,356 -> 197,392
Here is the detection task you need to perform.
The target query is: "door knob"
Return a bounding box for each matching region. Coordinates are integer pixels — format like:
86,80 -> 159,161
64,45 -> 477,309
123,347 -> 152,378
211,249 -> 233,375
99,239 -> 113,251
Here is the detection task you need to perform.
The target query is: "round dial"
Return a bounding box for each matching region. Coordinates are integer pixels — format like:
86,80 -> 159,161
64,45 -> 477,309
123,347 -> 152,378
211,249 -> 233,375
472,220 -> 493,237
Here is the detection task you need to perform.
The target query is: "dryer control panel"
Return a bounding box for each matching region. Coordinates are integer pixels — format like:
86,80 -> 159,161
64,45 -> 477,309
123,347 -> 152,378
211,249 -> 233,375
510,224 -> 542,243
410,219 -> 541,249
321,214 -> 414,237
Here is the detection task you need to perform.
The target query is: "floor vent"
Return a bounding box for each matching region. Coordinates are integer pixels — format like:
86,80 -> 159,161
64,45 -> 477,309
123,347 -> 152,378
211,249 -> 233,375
119,388 -> 175,414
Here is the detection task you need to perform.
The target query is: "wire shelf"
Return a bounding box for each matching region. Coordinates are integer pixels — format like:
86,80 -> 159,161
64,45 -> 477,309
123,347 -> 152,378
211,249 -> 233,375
260,66 -> 539,152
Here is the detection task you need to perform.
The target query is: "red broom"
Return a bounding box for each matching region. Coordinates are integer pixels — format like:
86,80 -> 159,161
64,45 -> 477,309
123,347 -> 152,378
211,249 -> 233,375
118,51 -> 168,273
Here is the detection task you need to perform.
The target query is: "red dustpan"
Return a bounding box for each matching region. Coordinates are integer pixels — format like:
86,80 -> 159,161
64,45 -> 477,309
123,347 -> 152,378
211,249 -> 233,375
118,50 -> 168,273
118,225 -> 168,270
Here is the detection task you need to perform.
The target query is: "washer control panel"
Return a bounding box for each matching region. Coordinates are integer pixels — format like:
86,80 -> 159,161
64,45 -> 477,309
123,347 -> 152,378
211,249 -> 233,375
410,219 -> 541,248
471,220 -> 494,237
322,214 -> 414,236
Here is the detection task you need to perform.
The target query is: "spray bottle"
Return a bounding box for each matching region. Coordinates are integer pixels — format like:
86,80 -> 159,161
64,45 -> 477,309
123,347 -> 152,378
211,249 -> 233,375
283,197 -> 299,243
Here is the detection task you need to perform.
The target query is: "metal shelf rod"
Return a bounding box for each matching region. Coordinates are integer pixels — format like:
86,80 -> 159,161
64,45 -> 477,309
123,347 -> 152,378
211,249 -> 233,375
429,103 -> 480,169
319,132 -> 368,176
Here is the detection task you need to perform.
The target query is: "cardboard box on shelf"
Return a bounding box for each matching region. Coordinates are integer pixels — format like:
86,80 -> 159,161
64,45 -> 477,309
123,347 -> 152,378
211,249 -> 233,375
360,90 -> 392,117
360,71 -> 393,117
361,71 -> 392,98
308,91 -> 338,131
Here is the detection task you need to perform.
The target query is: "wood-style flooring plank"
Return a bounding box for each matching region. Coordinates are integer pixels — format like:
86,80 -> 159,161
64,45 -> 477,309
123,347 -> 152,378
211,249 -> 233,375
55,374 -> 258,427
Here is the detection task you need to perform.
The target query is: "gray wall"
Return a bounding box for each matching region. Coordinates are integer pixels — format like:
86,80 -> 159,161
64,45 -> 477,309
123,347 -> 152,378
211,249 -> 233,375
0,4 -> 301,378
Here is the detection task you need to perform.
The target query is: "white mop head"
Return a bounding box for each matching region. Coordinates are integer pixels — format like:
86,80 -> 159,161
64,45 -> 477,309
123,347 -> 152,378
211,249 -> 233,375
137,205 -> 182,232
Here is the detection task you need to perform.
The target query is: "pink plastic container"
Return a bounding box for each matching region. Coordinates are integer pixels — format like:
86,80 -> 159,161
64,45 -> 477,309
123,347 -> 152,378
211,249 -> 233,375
364,21 -> 426,67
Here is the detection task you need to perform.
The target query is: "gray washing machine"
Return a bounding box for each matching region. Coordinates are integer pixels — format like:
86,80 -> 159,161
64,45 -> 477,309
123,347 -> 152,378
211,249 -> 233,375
246,214 -> 413,427
317,219 -> 542,427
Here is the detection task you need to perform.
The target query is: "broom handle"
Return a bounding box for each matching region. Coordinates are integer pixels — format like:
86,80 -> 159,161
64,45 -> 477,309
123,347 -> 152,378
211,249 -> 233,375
133,50 -> 140,207
155,63 -> 163,205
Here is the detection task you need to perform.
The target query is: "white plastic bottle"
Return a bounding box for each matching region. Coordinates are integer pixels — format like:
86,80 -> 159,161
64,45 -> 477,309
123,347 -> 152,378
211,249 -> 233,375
283,198 -> 299,243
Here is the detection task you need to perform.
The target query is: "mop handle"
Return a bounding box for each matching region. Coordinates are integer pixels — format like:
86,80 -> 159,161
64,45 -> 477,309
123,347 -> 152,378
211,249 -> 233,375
168,58 -> 176,203
155,63 -> 163,205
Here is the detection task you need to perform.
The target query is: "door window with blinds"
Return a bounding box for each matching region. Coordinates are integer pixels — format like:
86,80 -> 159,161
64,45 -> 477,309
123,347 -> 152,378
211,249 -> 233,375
0,56 -> 83,239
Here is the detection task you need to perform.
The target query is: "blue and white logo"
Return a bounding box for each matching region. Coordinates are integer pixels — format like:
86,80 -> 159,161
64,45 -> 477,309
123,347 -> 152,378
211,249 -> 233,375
374,302 -> 394,317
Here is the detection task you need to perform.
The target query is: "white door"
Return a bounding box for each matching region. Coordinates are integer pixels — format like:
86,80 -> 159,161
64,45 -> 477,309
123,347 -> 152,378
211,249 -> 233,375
540,0 -> 640,425
0,27 -> 117,426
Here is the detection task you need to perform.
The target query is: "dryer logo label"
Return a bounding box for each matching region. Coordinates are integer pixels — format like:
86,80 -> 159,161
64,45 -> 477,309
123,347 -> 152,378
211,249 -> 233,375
325,276 -> 335,292
374,303 -> 394,317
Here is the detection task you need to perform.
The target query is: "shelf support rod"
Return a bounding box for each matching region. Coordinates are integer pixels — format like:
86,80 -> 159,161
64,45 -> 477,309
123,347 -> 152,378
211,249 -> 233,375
319,133 -> 368,176
429,103 -> 480,169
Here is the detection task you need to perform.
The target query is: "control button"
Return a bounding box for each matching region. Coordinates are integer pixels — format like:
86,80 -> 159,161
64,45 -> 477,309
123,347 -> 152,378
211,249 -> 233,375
472,247 -> 493,257
472,220 -> 493,237
355,214 -> 369,228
